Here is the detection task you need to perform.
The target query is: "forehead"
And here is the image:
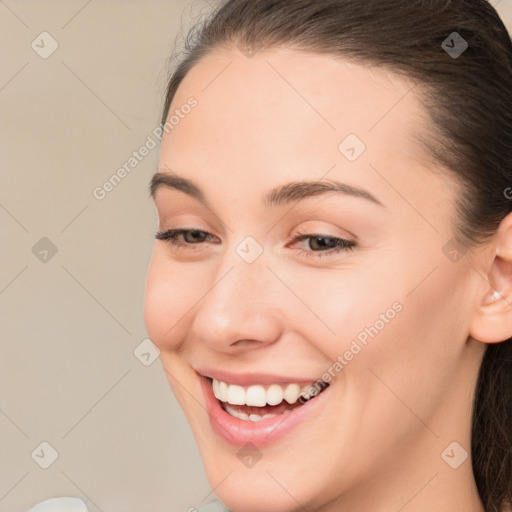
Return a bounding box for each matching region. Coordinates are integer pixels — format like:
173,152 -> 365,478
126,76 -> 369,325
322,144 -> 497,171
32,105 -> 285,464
164,46 -> 429,164
158,47 -> 452,217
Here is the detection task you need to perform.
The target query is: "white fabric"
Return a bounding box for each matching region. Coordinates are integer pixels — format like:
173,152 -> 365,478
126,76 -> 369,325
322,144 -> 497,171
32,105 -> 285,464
25,497 -> 89,512
195,498 -> 232,511
25,496 -> 231,512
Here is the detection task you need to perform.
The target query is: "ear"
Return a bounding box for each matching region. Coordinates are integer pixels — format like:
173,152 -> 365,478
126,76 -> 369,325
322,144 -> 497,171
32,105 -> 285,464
469,211 -> 512,343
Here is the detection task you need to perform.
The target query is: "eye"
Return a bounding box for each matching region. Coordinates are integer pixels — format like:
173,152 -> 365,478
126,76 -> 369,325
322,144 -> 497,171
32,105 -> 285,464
288,231 -> 356,258
154,228 -> 356,258
155,229 -> 217,249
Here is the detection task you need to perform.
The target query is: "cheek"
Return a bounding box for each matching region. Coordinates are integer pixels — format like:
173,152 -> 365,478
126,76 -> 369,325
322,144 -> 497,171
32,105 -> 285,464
345,256 -> 472,421
290,241 -> 466,381
278,258 -> 406,364
143,252 -> 193,351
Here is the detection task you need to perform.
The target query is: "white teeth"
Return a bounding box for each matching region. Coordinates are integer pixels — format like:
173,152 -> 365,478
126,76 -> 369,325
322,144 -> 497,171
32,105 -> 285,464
245,385 -> 267,407
211,378 -> 322,406
266,384 -> 284,405
284,383 -> 301,404
219,380 -> 228,399
227,384 -> 245,405
224,404 -> 279,422
224,404 -> 249,421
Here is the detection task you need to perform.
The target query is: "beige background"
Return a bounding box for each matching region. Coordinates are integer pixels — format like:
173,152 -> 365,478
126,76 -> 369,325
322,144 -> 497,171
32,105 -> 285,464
1,1 -> 511,511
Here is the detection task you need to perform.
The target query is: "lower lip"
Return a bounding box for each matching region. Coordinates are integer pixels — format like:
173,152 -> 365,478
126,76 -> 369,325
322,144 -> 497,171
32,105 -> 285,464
199,374 -> 330,447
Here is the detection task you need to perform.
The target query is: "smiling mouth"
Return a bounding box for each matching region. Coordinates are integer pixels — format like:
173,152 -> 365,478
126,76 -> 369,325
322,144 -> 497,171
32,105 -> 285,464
206,377 -> 330,422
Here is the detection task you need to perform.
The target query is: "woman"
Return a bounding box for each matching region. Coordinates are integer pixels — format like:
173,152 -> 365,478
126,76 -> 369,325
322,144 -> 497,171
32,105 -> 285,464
144,0 -> 512,510
28,0 -> 512,511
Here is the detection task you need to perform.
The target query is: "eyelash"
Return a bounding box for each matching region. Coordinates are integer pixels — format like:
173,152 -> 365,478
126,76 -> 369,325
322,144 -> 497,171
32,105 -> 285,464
154,228 -> 356,258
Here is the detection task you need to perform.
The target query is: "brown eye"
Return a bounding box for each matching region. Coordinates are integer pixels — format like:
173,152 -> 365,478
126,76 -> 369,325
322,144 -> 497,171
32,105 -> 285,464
155,229 -> 217,247
181,230 -> 210,243
290,233 -> 356,258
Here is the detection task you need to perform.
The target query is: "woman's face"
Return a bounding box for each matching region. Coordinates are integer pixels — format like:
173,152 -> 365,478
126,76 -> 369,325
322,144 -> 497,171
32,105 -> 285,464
144,47 -> 487,511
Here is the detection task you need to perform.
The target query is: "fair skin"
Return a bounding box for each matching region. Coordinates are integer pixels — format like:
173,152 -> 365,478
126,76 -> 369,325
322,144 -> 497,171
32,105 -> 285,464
144,47 -> 512,512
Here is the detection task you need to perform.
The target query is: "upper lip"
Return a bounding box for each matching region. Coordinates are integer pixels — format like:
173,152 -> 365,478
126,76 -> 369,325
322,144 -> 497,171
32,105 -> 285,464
195,367 -> 323,386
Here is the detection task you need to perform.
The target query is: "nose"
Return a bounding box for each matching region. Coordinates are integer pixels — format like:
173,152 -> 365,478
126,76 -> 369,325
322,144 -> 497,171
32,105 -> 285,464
190,249 -> 283,354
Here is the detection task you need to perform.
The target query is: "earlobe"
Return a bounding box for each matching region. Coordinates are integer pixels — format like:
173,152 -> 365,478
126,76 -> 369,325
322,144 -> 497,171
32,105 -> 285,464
489,290 -> 503,302
482,289 -> 505,307
469,289 -> 512,343
469,212 -> 512,344
469,285 -> 512,344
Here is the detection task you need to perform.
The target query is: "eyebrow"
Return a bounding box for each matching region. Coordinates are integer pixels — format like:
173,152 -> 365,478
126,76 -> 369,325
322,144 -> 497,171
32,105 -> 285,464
149,171 -> 386,208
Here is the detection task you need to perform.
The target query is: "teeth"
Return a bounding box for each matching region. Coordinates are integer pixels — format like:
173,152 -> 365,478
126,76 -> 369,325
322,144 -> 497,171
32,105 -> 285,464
224,404 -> 249,421
283,383 -> 301,404
224,404 -> 279,421
227,384 -> 245,405
219,380 -> 229,398
267,384 -> 284,405
245,385 -> 267,407
211,378 -> 319,406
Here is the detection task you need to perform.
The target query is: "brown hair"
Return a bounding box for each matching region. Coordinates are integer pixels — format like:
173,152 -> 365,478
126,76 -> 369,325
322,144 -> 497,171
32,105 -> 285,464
159,1 -> 512,510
